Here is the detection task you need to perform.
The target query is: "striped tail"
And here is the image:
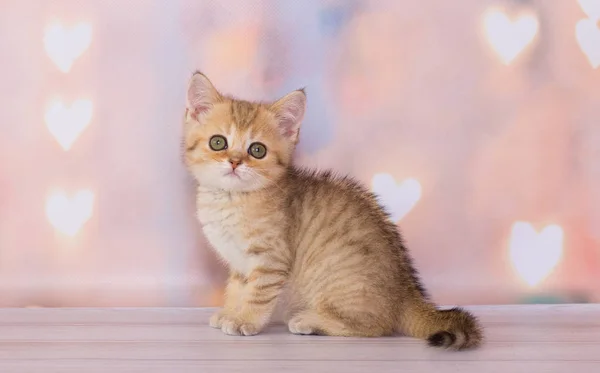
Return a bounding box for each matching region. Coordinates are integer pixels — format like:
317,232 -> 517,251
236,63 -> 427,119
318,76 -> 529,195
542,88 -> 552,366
400,302 -> 483,350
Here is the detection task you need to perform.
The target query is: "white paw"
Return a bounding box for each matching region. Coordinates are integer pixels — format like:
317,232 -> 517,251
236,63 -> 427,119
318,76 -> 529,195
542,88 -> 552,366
221,317 -> 261,336
209,310 -> 226,329
288,316 -> 315,335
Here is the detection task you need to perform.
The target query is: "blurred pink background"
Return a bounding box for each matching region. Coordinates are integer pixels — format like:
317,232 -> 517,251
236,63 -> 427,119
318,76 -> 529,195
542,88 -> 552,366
0,0 -> 599,307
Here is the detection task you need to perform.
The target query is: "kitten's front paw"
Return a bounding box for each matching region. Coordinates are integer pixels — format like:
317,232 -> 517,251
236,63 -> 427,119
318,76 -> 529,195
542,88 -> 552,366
220,316 -> 262,336
209,309 -> 228,329
288,314 -> 316,335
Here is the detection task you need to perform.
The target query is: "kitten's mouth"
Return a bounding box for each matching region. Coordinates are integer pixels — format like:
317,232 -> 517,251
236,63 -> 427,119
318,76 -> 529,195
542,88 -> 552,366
225,170 -> 241,179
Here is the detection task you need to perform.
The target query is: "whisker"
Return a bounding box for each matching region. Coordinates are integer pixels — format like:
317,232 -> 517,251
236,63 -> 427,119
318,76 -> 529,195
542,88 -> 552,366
245,168 -> 286,194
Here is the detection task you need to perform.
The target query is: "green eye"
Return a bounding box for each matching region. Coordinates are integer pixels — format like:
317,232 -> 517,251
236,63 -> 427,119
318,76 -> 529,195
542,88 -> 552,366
248,142 -> 267,159
209,135 -> 227,151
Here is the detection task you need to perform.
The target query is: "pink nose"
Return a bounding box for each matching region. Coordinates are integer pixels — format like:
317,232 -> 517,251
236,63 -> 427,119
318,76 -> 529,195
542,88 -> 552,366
229,159 -> 241,170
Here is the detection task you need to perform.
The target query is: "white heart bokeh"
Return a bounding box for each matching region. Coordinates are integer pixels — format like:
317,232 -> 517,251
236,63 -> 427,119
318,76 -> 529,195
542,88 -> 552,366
45,99 -> 93,151
371,173 -> 422,223
509,221 -> 564,288
46,190 -> 95,237
483,8 -> 539,65
44,21 -> 92,73
578,0 -> 600,21
576,19 -> 600,68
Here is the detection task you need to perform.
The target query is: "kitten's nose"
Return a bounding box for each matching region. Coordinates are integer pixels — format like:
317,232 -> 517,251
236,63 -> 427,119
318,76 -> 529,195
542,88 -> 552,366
229,159 -> 242,170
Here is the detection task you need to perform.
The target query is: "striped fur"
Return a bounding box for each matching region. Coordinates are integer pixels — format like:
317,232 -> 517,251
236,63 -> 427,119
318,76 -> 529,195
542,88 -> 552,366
183,72 -> 483,350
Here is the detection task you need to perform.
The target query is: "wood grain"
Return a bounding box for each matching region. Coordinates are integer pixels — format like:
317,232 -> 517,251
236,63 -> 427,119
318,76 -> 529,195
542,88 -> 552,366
0,305 -> 598,373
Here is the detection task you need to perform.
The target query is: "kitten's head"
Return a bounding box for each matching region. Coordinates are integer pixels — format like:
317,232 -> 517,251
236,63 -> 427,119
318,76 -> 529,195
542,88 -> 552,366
183,72 -> 306,192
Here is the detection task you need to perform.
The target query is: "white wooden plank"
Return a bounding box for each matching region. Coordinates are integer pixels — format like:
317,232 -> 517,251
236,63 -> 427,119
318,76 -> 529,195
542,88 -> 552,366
0,305 -> 598,373
0,305 -> 598,324
0,323 -> 598,342
0,359 -> 599,373
1,340 -> 599,361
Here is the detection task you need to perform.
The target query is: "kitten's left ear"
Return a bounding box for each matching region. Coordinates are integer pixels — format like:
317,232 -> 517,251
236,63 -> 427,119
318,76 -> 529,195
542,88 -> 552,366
270,89 -> 306,144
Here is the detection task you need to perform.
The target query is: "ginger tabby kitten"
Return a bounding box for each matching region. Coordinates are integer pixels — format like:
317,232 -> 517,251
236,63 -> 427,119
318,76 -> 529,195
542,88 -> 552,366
182,72 -> 483,350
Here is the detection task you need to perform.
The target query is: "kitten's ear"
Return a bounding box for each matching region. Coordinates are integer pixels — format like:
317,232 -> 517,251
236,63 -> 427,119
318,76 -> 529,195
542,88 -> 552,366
270,89 -> 306,144
186,71 -> 221,121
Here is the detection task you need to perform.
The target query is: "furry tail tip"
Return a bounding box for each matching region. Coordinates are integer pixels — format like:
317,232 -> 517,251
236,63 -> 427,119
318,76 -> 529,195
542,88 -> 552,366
426,308 -> 484,351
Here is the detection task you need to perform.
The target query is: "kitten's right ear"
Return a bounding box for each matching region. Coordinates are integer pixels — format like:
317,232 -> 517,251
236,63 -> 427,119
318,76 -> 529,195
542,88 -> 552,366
186,71 -> 221,121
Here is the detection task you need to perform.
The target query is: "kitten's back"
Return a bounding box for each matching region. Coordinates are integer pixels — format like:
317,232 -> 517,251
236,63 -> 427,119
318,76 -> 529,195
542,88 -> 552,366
279,167 -> 482,349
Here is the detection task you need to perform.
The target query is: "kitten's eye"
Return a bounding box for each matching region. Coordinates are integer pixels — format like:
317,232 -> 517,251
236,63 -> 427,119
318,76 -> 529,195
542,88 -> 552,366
248,142 -> 267,159
209,135 -> 228,151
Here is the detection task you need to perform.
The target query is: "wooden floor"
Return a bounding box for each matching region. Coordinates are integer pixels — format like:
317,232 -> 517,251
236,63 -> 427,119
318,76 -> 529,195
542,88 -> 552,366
0,304 -> 599,373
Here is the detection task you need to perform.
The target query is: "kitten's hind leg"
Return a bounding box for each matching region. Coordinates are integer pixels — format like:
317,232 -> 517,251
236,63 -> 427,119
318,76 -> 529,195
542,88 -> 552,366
287,309 -> 391,337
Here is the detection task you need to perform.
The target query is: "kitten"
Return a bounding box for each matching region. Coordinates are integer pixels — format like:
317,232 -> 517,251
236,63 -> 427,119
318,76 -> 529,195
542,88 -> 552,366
182,72 -> 483,350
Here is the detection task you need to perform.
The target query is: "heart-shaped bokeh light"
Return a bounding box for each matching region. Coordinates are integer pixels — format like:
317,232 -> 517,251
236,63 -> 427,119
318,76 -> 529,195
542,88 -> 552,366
509,221 -> 564,288
483,8 -> 539,65
576,19 -> 600,68
45,99 -> 93,151
43,21 -> 92,73
46,189 -> 95,237
371,174 -> 422,222
578,0 -> 600,21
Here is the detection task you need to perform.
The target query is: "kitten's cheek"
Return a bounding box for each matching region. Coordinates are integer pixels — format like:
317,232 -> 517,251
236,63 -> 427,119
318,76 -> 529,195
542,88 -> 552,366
183,153 -> 195,166
192,166 -> 214,183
